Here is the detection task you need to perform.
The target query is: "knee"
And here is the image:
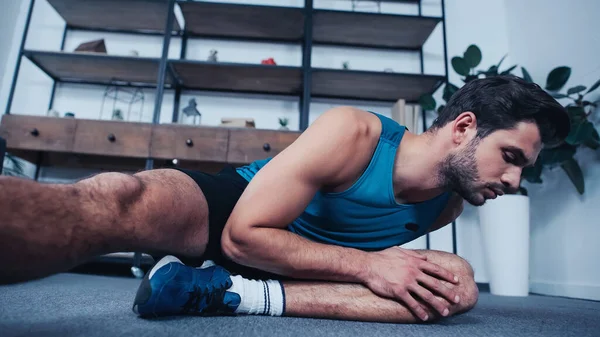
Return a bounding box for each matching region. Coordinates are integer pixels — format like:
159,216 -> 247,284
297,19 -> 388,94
76,172 -> 146,217
454,256 -> 478,313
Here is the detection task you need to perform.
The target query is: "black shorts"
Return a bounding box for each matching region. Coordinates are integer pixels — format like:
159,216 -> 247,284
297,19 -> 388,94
173,165 -> 287,280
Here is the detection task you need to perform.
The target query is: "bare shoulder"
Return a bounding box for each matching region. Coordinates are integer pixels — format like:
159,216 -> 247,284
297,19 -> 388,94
266,106 -> 382,187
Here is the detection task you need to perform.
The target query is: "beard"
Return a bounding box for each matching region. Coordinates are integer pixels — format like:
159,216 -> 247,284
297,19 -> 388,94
436,138 -> 487,206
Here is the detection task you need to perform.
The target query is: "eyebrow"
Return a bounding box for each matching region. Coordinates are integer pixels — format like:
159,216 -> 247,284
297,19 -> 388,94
504,146 -> 534,167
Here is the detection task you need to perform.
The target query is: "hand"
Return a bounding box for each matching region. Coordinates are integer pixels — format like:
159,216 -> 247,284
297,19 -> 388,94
362,247 -> 461,321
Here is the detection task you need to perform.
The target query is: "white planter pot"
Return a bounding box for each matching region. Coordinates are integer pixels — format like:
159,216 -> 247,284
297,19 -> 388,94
478,195 -> 530,296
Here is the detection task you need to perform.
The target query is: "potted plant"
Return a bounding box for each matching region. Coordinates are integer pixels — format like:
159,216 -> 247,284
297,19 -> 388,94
519,66 -> 600,195
278,117 -> 289,130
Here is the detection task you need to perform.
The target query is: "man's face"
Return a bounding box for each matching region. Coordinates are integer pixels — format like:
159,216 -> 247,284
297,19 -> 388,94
439,121 -> 542,206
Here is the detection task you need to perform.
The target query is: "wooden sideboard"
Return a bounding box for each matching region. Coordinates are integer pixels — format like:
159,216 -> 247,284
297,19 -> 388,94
0,114 -> 301,173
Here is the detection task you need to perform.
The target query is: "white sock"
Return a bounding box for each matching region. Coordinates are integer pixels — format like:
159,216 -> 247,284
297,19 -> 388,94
228,275 -> 285,316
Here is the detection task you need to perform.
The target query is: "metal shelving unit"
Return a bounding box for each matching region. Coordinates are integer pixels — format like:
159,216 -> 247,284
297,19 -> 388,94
3,0 -> 454,269
6,0 -> 449,130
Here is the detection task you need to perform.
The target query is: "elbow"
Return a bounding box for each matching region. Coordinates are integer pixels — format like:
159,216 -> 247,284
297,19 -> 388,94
221,223 -> 252,264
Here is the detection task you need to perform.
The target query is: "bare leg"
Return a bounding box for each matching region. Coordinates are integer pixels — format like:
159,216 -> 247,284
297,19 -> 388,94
0,169 -> 209,285
282,250 -> 478,323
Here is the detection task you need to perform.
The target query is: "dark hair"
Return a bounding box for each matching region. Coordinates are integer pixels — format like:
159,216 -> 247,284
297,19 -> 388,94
429,75 -> 570,146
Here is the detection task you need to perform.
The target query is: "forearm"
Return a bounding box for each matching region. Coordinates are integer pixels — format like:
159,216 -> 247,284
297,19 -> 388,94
283,250 -> 478,323
222,227 -> 371,283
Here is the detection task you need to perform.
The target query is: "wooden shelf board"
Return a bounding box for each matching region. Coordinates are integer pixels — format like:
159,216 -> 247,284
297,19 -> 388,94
313,10 -> 440,49
170,61 -> 303,96
47,0 -> 180,33
179,1 -> 304,42
24,50 -> 173,86
311,68 -> 444,102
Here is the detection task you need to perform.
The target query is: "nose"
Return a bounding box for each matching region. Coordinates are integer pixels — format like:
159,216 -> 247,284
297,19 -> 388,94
501,167 -> 522,193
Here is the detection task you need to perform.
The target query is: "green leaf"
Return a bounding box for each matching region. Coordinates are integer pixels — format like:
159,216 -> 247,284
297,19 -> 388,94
521,67 -> 533,83
501,65 -> 517,75
522,160 -> 543,184
567,106 -> 586,124
546,66 -> 571,91
463,45 -> 482,68
540,143 -> 576,166
496,54 -> 507,69
584,127 -> 600,150
437,105 -> 446,114
586,78 -> 600,94
566,120 -> 595,146
451,57 -> 470,76
464,75 -> 478,83
486,65 -> 498,76
443,83 -> 459,102
551,92 -> 570,99
419,94 -> 436,111
561,158 -> 584,195
567,85 -> 587,95
518,186 -> 529,196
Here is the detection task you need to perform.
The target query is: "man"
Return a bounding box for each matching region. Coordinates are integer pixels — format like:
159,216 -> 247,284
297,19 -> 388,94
0,76 -> 568,323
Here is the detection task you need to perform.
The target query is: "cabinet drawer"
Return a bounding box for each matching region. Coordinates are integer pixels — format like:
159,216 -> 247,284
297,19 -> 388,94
73,119 -> 152,158
0,115 -> 76,152
227,129 -> 300,163
150,124 -> 228,162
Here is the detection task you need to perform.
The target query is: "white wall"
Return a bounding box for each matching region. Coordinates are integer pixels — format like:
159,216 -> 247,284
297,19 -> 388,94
0,0 -> 24,87
504,0 -> 600,301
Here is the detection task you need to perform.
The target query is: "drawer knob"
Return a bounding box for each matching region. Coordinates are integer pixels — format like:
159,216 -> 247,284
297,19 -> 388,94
186,139 -> 194,147
263,143 -> 271,152
107,133 -> 116,142
30,128 -> 39,137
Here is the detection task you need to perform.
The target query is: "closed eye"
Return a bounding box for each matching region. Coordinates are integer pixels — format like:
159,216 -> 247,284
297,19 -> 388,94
502,147 -> 532,167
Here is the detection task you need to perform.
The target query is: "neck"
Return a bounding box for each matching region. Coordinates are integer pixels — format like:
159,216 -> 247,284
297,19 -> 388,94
392,130 -> 449,203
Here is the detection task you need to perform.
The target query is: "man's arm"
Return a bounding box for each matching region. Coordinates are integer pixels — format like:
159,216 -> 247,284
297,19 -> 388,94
221,107 -> 462,320
427,193 -> 464,233
221,107 -> 379,283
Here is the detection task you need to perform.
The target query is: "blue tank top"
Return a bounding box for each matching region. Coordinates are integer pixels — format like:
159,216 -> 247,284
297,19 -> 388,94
236,112 -> 451,251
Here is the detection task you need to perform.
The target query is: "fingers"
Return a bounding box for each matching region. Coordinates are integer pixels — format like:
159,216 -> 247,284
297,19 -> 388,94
418,260 -> 459,285
417,272 -> 461,305
399,291 -> 430,322
397,247 -> 427,260
408,283 -> 451,318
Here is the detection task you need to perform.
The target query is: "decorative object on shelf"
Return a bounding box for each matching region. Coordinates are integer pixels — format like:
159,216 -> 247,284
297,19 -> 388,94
2,153 -> 25,177
351,0 -> 382,13
100,85 -> 145,122
182,98 -> 202,125
64,112 -> 75,118
261,57 -> 277,65
278,117 -> 289,130
47,109 -> 60,117
0,138 -> 24,177
342,61 -> 350,70
208,49 -> 218,62
220,118 -> 256,128
128,50 -> 139,57
112,109 -> 124,121
384,68 -> 394,73
74,39 -> 107,54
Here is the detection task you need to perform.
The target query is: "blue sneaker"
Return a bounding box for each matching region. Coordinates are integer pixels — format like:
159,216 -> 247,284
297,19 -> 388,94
132,256 -> 241,317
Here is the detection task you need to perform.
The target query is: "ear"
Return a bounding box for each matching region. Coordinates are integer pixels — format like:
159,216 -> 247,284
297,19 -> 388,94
451,112 -> 477,145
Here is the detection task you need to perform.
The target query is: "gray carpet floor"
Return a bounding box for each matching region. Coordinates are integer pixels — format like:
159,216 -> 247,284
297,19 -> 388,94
1,273 -> 599,337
